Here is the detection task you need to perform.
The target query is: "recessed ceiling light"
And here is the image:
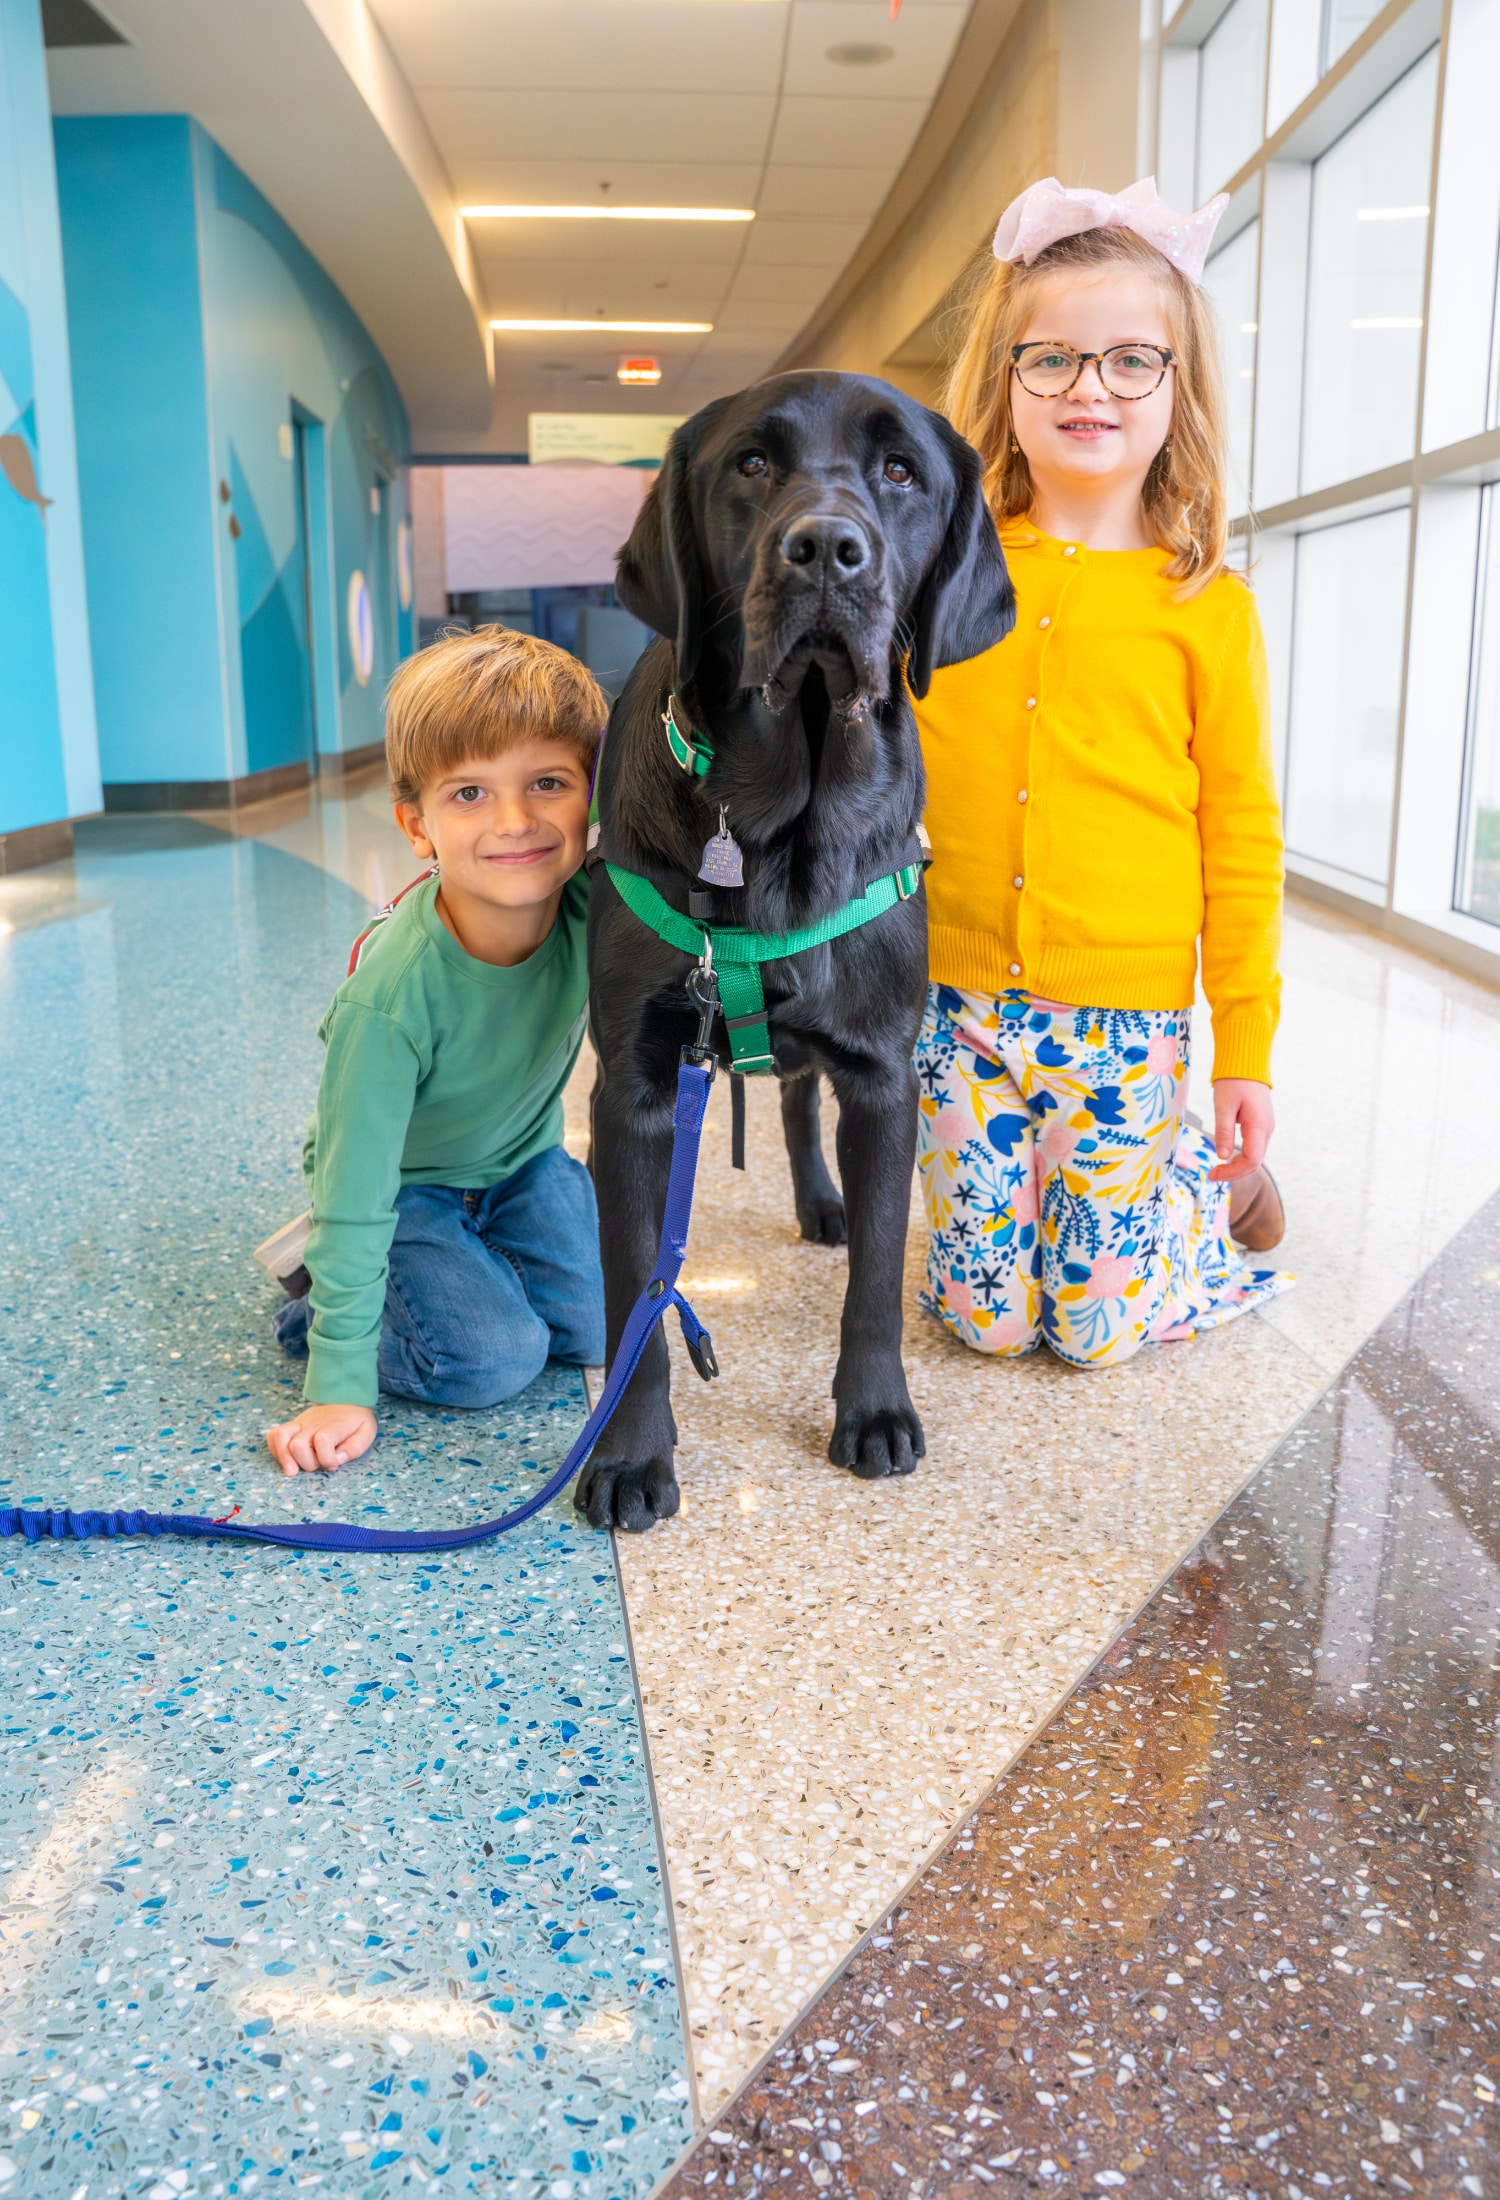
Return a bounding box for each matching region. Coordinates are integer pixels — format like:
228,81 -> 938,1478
463,204 -> 753,222
490,319 -> 712,334
826,40 -> 894,65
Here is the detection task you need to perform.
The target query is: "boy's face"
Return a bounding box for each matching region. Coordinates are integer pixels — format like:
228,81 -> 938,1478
395,738 -> 592,911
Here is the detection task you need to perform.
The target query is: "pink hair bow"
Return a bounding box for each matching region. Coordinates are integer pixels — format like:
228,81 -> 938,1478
992,175 -> 1230,286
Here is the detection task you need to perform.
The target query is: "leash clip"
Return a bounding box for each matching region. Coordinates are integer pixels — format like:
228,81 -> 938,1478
682,955 -> 721,1077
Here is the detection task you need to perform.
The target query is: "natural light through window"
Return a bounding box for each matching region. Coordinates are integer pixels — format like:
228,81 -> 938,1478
1300,52 -> 1439,493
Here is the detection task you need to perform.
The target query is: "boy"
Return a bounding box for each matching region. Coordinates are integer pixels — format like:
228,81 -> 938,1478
265,627 -> 606,1477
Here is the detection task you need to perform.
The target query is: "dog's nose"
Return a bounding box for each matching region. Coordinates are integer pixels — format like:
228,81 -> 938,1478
779,513 -> 870,578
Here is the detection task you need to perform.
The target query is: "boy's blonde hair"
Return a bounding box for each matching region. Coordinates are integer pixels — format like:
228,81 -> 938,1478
385,626 -> 607,807
944,225 -> 1231,595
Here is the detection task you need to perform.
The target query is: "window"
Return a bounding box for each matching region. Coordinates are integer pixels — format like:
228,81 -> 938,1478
1300,52 -> 1438,494
1285,507 -> 1409,883
1457,488 -> 1500,928
1196,0 -> 1269,203
1202,221 -> 1259,515
1490,229 -> 1500,432
1323,0 -> 1384,72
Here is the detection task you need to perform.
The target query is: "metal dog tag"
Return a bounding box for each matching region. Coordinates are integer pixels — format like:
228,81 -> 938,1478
698,808 -> 745,888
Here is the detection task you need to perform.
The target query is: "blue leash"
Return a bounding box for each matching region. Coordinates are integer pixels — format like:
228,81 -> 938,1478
0,1054 -> 720,1555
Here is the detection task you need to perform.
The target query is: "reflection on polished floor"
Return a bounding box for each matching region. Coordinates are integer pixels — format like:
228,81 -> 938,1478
0,771 -> 1496,2199
664,1188 -> 1500,2198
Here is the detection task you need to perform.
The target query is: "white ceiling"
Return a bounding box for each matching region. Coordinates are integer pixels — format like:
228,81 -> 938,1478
48,0 -> 973,450
370,0 -> 971,449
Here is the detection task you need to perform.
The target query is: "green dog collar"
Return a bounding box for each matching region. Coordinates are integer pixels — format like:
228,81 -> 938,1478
663,694 -> 714,778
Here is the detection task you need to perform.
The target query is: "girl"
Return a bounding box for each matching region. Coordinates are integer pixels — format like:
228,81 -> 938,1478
914,176 -> 1290,1368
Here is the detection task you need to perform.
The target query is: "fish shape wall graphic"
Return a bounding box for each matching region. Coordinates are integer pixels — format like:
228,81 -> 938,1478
0,432 -> 51,520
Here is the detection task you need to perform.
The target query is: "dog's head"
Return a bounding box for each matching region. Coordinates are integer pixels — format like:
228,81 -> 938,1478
617,371 -> 1015,712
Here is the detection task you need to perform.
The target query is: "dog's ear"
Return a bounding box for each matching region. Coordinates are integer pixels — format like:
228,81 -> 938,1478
906,416 -> 1016,700
615,413 -> 711,682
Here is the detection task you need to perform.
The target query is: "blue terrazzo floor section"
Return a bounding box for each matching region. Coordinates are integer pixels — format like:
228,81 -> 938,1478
0,825 -> 692,2199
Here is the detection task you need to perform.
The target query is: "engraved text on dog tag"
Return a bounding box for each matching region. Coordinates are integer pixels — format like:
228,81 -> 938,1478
698,807 -> 745,888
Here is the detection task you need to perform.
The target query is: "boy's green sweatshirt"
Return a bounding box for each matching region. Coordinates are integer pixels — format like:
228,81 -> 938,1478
301,870 -> 589,1407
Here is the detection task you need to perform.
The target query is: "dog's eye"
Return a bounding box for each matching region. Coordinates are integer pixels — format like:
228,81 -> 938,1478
883,456 -> 915,486
737,451 -> 769,478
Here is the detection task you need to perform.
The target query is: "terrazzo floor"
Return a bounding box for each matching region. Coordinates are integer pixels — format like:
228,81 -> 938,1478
610,898 -> 1500,2116
0,819 -> 690,2199
3,772 -> 1497,2199
660,1176 -> 1500,2200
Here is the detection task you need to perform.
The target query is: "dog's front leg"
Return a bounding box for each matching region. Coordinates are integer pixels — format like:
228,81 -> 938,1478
826,1057 -> 926,1479
573,1070 -> 682,1533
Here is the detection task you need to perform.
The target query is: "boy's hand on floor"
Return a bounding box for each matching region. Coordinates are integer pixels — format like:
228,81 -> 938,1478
266,1403 -> 377,1475
1209,1077 -> 1275,1183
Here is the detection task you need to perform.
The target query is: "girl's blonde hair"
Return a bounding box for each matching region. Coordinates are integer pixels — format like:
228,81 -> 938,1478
944,224 -> 1231,594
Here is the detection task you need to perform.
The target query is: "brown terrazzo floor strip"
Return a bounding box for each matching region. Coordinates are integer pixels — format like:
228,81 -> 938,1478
656,1186 -> 1500,2199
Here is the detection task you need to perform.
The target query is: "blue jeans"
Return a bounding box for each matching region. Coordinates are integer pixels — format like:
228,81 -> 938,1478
274,1145 -> 605,1408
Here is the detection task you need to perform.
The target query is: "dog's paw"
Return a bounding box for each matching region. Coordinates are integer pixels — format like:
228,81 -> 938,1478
796,1194 -> 847,1246
828,1402 -> 926,1481
573,1454 -> 680,1533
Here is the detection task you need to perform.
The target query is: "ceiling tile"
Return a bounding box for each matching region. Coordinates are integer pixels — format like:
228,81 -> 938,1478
448,158 -> 765,206
468,223 -> 750,270
755,164 -> 894,217
420,87 -> 776,166
488,331 -> 717,376
671,365 -> 786,408
737,215 -> 868,265
766,92 -> 928,167
487,275 -> 728,317
712,299 -> 815,334
372,0 -> 789,94
724,261 -> 833,304
682,346 -> 789,377
784,1 -> 966,100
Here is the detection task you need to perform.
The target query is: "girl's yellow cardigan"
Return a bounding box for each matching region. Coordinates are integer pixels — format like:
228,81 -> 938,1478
915,527 -> 1284,1086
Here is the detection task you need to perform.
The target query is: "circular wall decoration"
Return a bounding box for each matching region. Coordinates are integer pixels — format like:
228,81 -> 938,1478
348,570 -> 375,686
397,517 -> 414,612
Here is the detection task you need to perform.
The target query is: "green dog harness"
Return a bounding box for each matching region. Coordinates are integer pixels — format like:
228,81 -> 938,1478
605,859 -> 922,1075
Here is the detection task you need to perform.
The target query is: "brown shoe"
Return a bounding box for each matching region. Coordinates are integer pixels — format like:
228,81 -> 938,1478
1229,1164 -> 1284,1253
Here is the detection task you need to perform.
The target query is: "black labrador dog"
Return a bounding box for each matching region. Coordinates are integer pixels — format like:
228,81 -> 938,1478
576,370 -> 1014,1533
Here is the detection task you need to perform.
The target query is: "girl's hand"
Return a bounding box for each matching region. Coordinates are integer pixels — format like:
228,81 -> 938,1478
266,1403 -> 377,1476
1209,1078 -> 1275,1183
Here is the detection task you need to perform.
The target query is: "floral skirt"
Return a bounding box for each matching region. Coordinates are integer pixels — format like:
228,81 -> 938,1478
914,984 -> 1292,1367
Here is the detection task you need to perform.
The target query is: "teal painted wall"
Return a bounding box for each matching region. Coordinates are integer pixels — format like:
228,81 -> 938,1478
54,117 -> 227,788
200,134 -> 413,771
0,0 -> 100,837
56,115 -> 411,791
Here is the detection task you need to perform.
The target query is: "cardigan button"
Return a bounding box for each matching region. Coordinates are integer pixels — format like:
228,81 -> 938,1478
1013,875 -> 1024,889
1009,963 -> 1021,977
1039,616 -> 1051,628
1017,789 -> 1029,803
1025,696 -> 1037,709
1063,544 -> 1077,556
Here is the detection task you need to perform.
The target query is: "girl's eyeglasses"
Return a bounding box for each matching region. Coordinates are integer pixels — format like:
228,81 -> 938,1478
1010,342 -> 1175,400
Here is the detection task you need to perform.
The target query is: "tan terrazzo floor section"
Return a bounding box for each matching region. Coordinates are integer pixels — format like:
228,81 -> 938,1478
607,899 -> 1500,2118
610,1077 -> 1327,2116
